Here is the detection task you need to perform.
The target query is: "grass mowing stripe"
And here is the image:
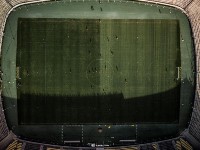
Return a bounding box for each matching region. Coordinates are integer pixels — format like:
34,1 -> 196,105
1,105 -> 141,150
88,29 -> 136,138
17,19 -> 180,124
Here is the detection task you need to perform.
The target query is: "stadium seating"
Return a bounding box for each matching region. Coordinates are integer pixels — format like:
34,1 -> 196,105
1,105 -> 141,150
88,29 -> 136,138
7,139 -> 189,150
180,138 -> 193,150
185,0 -> 200,144
158,141 -> 175,150
105,146 -> 139,150
140,144 -> 156,150
140,0 -> 193,8
174,138 -> 193,150
0,0 -> 11,54
6,139 -> 22,150
24,142 -> 41,150
46,148 -> 60,150
0,97 -> 9,142
0,0 -> 200,149
8,0 -> 47,6
174,0 -> 193,8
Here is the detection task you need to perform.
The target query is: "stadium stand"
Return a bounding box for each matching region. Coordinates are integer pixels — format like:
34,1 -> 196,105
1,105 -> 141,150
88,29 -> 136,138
24,142 -> 41,150
8,0 -> 49,7
140,0 -> 193,8
158,140 -> 175,150
0,0 -> 200,149
180,138 -> 193,150
186,0 -> 200,146
5,139 -> 22,150
174,138 -> 193,150
140,144 -> 157,150
0,97 -> 9,142
175,140 -> 182,150
0,0 -> 11,54
105,146 -> 139,150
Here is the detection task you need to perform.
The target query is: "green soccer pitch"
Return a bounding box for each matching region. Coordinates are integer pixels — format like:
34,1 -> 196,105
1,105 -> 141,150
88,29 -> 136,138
1,0 -> 195,145
17,18 -> 181,124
